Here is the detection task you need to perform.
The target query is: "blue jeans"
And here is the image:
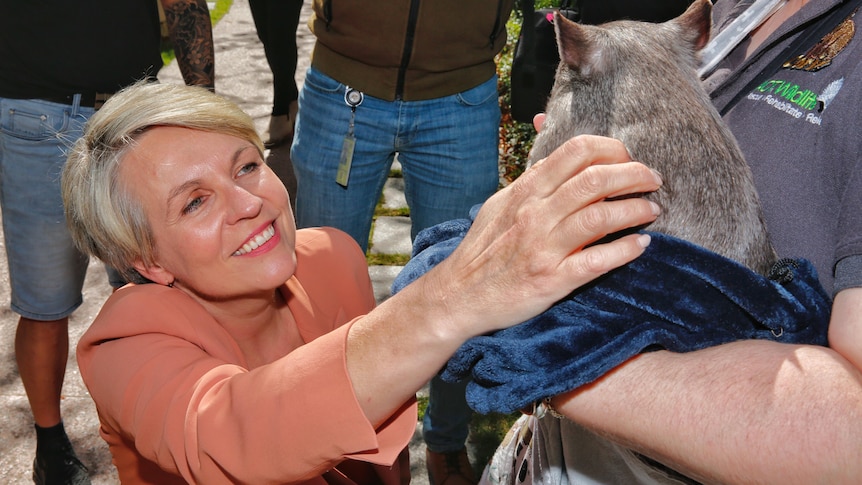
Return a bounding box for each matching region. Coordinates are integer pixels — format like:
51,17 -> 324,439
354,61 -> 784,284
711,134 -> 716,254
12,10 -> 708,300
0,96 -> 94,320
291,68 -> 501,452
291,67 -> 501,252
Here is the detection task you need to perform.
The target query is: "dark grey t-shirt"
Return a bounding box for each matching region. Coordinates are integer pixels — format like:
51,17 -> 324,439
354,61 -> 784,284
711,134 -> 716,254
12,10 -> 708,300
707,0 -> 862,296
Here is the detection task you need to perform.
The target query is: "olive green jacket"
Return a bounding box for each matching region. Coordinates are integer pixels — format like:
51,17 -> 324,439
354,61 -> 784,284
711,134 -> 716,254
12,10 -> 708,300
309,0 -> 514,101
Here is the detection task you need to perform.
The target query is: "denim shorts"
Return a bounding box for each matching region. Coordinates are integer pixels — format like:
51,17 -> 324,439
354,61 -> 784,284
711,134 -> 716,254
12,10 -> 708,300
0,96 -> 94,320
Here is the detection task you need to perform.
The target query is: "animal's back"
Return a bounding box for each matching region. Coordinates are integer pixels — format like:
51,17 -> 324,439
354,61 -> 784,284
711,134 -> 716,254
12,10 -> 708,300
530,0 -> 777,274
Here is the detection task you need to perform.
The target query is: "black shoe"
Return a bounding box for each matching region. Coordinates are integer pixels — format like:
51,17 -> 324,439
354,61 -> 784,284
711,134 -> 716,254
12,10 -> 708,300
32,443 -> 91,485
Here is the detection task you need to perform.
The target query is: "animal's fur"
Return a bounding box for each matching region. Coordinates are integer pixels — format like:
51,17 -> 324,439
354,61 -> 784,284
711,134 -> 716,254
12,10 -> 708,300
530,0 -> 777,274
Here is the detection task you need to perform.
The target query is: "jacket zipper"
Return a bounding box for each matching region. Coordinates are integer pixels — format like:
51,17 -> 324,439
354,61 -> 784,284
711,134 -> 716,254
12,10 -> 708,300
396,0 -> 422,100
322,0 -> 332,30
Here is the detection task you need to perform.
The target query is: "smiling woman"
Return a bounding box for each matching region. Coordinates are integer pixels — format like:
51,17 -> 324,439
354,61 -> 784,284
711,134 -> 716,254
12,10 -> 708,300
62,81 -> 262,285
115,126 -> 297,297
60,81 -> 663,484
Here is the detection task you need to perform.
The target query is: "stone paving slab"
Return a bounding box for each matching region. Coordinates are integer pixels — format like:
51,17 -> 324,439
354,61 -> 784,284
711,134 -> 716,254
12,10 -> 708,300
371,216 -> 415,257
382,177 -> 408,210
369,265 -> 404,305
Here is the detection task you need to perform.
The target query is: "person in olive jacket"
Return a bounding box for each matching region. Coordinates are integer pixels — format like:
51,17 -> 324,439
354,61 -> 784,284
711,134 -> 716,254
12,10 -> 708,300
291,2 -> 514,482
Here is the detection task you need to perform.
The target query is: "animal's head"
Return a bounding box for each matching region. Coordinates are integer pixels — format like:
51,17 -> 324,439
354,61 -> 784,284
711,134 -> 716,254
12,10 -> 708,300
553,0 -> 712,81
528,0 -> 714,164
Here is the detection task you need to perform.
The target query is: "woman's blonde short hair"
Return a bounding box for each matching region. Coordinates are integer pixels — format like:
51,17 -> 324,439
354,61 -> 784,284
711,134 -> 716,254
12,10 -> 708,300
62,81 -> 263,284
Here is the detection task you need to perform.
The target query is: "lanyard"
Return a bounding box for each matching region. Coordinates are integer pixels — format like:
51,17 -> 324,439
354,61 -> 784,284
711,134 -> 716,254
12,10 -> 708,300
698,0 -> 789,77
336,87 -> 364,187
716,0 -> 862,115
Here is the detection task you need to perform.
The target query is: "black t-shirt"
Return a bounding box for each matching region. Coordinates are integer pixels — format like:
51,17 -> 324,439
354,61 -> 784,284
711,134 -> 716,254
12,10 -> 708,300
578,0 -> 695,25
0,0 -> 163,98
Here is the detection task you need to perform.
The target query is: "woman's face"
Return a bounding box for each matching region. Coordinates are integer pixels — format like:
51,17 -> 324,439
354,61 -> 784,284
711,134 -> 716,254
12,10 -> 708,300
121,126 -> 297,300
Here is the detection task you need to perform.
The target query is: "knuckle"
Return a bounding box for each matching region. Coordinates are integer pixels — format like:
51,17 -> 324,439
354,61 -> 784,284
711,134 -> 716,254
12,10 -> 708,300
577,165 -> 606,192
574,203 -> 611,234
510,205 -> 534,232
524,254 -> 553,278
576,247 -> 610,276
564,165 -> 607,203
561,134 -> 593,156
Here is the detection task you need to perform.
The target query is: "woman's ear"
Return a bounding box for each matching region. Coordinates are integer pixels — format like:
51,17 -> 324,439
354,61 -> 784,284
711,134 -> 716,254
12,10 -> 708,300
132,259 -> 175,287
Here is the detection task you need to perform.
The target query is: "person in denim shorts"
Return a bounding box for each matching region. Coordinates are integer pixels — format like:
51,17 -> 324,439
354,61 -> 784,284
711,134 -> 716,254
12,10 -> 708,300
0,1 -> 214,483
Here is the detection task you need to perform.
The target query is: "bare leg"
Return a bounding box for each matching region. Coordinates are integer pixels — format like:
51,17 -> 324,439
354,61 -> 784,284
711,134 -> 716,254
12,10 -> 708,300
16,316 -> 68,428
17,316 -> 91,484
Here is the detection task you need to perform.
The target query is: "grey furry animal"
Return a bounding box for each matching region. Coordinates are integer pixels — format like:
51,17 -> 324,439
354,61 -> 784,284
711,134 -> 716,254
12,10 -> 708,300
530,0 -> 777,275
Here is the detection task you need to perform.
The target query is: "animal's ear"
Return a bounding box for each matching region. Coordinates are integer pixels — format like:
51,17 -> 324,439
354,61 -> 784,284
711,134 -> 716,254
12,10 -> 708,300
554,11 -> 594,73
674,0 -> 713,51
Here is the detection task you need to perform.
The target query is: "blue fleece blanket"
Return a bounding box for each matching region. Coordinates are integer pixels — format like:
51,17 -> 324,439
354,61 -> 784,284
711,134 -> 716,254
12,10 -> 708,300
392,214 -> 832,415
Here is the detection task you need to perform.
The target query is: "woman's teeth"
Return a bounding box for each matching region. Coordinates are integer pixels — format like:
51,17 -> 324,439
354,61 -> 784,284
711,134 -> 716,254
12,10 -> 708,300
234,225 -> 275,256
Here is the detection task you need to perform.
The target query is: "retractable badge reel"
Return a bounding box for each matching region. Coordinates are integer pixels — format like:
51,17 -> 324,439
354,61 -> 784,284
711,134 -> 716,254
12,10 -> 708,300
336,87 -> 364,187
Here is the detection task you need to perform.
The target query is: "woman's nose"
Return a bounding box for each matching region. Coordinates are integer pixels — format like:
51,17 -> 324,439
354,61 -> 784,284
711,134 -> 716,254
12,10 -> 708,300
227,185 -> 262,222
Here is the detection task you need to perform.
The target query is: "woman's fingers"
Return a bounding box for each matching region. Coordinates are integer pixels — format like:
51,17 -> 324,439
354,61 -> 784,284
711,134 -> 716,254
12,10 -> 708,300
553,160 -> 662,210
518,135 -> 641,201
426,136 -> 662,335
479,143 -> 660,261
467,135 -> 661,263
550,189 -> 660,249
556,211 -> 656,285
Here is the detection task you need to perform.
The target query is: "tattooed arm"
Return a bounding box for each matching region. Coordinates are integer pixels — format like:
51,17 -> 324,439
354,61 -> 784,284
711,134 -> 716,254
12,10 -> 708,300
161,0 -> 215,90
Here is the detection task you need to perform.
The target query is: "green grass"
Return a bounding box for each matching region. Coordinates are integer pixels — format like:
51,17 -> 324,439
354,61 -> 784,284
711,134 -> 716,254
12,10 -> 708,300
208,0 -> 232,22
375,207 -> 411,218
365,253 -> 411,266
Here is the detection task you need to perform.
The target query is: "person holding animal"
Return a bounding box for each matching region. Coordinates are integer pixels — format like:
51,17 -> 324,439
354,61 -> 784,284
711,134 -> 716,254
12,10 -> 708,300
472,0 -> 862,483
59,81 -> 662,484
0,2 -> 213,483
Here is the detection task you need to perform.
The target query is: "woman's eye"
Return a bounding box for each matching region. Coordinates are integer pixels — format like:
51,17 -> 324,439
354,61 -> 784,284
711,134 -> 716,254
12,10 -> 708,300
238,162 -> 260,176
183,196 -> 204,214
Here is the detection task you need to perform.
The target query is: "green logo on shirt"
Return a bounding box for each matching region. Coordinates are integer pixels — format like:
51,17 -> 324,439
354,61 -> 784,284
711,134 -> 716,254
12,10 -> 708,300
746,78 -> 844,126
755,79 -> 818,110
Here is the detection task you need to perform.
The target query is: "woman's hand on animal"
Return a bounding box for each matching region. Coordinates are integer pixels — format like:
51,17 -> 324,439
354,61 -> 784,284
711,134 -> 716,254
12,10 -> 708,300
348,134 -> 662,424
420,134 -> 663,338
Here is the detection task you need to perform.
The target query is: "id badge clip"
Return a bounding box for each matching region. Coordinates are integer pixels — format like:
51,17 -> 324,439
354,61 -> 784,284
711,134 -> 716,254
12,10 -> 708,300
336,87 -> 365,187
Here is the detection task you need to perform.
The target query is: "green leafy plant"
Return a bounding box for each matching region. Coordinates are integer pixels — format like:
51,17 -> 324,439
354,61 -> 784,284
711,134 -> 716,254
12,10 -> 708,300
496,12 -> 535,186
496,0 -> 560,186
